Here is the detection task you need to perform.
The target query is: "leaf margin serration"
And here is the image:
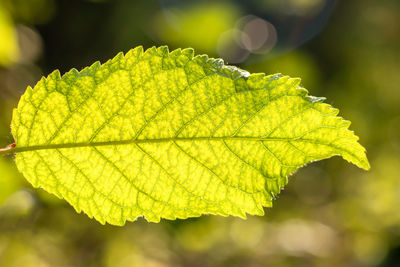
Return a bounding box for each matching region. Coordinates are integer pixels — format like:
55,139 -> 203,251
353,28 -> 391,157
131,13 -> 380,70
10,45 -> 370,226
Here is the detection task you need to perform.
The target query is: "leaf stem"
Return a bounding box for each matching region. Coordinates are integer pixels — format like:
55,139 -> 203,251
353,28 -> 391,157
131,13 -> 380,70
0,143 -> 16,156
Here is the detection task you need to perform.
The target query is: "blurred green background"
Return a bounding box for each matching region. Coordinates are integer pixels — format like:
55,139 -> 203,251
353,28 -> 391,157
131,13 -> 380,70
0,0 -> 399,266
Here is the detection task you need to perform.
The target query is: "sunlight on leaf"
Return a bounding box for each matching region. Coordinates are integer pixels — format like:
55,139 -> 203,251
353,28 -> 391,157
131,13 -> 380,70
10,46 -> 369,225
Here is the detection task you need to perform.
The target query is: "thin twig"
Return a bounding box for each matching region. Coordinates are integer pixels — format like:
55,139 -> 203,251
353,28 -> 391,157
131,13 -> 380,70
0,143 -> 16,156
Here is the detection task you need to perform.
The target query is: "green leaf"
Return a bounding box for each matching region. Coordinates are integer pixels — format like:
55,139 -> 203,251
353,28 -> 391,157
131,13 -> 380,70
10,46 -> 370,225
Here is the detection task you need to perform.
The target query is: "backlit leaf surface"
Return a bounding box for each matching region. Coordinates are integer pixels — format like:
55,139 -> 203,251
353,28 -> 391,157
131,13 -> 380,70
11,46 -> 369,225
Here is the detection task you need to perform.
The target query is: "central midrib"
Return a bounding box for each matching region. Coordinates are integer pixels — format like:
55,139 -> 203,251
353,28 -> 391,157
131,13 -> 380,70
14,136 -> 315,153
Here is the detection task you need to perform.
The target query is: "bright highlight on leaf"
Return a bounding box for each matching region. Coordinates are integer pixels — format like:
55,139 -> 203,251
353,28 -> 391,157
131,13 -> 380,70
10,46 -> 369,225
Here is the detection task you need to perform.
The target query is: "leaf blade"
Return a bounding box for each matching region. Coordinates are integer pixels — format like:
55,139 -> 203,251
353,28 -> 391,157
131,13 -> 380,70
11,46 -> 369,225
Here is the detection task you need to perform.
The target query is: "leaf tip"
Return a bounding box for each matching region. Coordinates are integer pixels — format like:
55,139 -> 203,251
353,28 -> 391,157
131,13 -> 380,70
358,154 -> 371,171
49,69 -> 61,79
130,45 -> 144,57
143,46 -> 158,58
169,47 -> 183,58
340,144 -> 370,171
157,45 -> 169,56
181,47 -> 195,58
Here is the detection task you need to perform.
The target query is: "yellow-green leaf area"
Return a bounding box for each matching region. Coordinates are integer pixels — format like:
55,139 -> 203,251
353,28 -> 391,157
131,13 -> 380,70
11,46 -> 370,225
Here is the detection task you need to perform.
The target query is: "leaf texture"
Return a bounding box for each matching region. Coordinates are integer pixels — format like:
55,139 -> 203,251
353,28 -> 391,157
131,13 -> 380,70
11,46 -> 370,225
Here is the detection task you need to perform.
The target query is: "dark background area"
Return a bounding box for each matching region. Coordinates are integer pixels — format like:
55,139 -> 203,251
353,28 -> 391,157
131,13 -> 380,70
0,0 -> 399,266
